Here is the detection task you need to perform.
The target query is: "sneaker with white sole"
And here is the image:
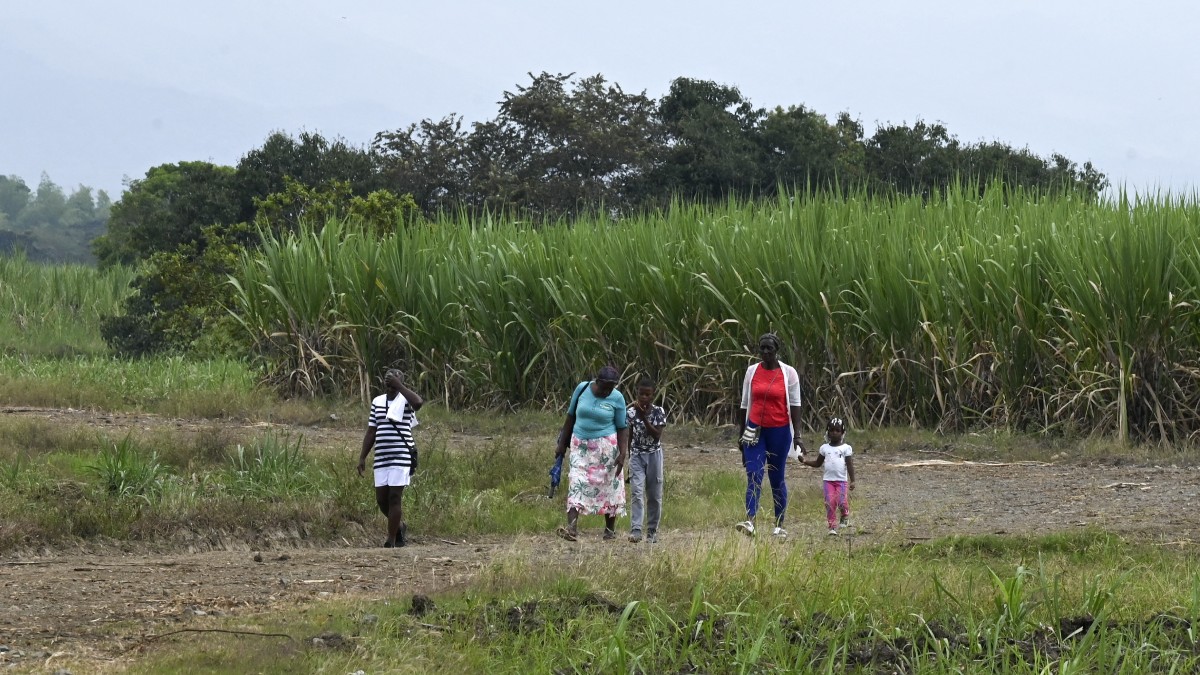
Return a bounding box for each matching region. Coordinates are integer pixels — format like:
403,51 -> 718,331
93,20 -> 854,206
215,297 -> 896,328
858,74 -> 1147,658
735,521 -> 755,536
772,527 -> 787,538
839,516 -> 850,528
828,528 -> 838,536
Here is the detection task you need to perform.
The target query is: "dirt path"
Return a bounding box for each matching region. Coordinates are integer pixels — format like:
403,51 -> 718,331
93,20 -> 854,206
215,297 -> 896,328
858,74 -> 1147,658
3,408 -> 1200,670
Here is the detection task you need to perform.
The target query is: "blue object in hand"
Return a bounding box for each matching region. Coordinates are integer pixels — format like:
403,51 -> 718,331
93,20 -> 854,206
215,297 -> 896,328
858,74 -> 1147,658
548,454 -> 564,498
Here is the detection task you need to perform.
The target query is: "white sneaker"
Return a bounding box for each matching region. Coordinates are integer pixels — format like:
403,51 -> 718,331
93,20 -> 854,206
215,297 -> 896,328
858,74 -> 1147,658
772,527 -> 787,538
828,528 -> 839,536
735,521 -> 755,536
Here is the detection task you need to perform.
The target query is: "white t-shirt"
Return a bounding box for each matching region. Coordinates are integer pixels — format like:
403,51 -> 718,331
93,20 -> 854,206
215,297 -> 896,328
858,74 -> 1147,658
819,443 -> 853,482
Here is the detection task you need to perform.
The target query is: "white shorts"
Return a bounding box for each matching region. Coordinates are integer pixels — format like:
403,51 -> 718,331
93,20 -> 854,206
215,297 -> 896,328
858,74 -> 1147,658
374,466 -> 412,487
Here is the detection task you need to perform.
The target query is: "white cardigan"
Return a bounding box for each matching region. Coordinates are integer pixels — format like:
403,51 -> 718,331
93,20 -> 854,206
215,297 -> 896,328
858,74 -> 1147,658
740,362 -> 803,427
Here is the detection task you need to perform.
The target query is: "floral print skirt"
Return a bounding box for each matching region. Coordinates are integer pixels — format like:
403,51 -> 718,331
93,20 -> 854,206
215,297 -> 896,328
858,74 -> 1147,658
566,433 -> 626,516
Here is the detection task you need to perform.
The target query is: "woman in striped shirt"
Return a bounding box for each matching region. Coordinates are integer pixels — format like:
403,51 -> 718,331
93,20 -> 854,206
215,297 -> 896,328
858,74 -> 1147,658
358,369 -> 424,548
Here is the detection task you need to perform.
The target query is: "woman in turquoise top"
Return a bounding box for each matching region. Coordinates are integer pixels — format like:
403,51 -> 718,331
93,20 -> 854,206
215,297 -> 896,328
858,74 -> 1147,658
554,365 -> 630,541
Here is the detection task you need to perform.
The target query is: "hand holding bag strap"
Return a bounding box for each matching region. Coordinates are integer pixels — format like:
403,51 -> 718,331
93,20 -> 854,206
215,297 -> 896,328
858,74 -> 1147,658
385,401 -> 418,469
567,381 -> 590,417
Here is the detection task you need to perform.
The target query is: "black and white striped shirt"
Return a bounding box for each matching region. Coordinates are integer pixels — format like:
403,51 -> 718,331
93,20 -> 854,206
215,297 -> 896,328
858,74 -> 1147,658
368,395 -> 418,469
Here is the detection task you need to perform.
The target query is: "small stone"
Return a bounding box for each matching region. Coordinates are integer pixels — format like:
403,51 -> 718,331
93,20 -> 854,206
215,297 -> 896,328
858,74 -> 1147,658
359,614 -> 379,625
0,645 -> 8,653
311,637 -> 326,648
276,554 -> 290,561
253,553 -> 264,563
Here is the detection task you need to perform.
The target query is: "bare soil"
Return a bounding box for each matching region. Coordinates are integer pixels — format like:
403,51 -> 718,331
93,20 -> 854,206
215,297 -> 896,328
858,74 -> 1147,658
2,407 -> 1199,671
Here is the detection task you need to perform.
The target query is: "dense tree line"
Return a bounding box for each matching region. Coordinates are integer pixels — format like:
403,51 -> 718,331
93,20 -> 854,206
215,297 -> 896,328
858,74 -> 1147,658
375,74 -> 1107,219
92,72 -> 1107,357
0,174 -> 110,263
96,72 -> 1107,269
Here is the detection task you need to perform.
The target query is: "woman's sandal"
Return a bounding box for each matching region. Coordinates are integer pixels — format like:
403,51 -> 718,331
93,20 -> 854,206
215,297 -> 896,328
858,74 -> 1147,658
556,526 -> 578,542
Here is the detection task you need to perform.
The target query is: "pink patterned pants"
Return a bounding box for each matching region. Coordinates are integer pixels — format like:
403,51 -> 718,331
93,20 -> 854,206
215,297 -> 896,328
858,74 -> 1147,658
823,480 -> 850,528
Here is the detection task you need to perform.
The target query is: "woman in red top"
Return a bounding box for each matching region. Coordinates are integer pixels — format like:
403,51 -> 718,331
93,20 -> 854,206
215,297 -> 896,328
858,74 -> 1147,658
735,333 -> 806,537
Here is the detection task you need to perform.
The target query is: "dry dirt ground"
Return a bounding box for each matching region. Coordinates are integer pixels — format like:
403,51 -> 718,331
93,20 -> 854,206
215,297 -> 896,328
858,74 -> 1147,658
2,408 -> 1200,671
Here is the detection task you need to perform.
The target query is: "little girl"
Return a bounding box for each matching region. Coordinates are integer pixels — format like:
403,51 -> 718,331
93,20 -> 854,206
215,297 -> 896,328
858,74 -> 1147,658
800,417 -> 855,535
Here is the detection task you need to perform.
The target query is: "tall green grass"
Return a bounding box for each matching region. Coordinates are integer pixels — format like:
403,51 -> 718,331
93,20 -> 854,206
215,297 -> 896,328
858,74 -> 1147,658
0,353 -> 261,416
0,252 -> 276,418
0,252 -> 134,356
231,187 -> 1200,440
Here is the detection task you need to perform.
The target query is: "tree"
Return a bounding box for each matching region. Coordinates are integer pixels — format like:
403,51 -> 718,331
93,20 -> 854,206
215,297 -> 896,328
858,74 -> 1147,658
469,73 -> 665,218
374,116 -> 473,216
100,222 -> 255,356
0,176 -> 31,222
93,162 -> 242,267
15,175 -> 68,232
758,105 -> 850,190
865,120 -> 960,196
1048,154 -> 1109,197
0,175 -> 111,263
236,131 -> 381,210
252,177 -> 420,236
375,73 -> 663,218
649,78 -> 766,202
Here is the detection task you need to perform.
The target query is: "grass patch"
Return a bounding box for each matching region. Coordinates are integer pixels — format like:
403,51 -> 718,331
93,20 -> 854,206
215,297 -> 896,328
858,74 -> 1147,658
126,531 -> 1200,673
0,254 -> 134,357
226,433 -> 319,498
910,530 -> 1121,559
0,422 -> 749,552
0,353 -> 367,425
414,403 -> 563,438
0,354 -> 259,415
88,434 -> 167,500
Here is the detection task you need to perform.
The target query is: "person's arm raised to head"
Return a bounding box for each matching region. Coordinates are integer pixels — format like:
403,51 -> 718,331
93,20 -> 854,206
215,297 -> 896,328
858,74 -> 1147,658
396,380 -> 423,411
385,370 -> 424,411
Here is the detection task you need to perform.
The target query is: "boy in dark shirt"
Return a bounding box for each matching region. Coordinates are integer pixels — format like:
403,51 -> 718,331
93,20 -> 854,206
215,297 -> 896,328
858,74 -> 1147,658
626,376 -> 667,543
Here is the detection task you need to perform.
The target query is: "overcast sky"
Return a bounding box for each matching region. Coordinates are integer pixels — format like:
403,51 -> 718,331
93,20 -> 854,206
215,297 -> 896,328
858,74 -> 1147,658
2,0 -> 1197,198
